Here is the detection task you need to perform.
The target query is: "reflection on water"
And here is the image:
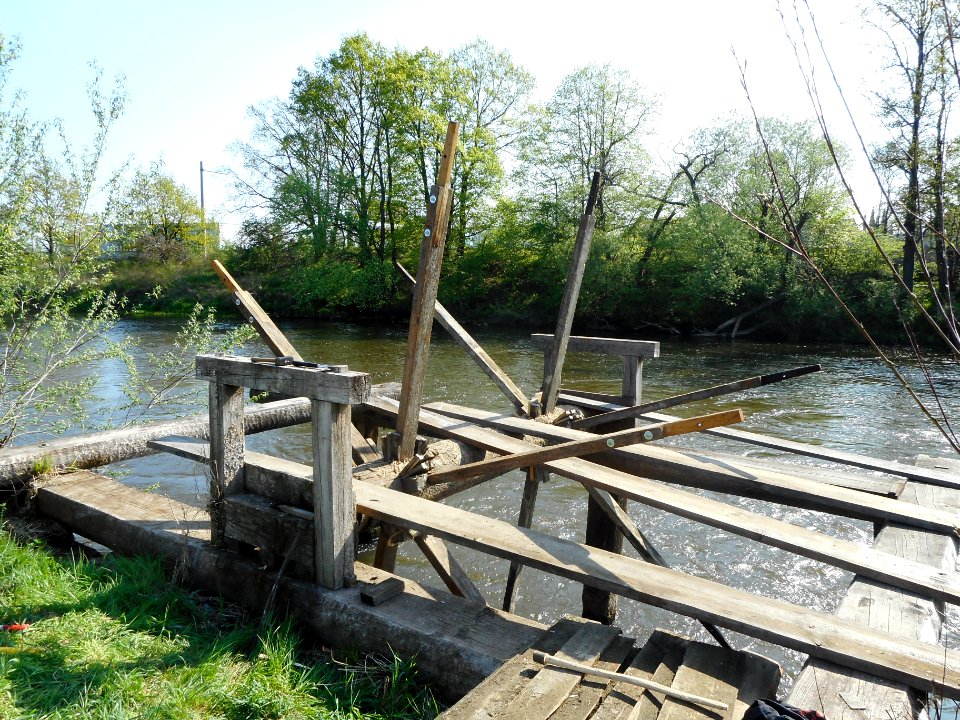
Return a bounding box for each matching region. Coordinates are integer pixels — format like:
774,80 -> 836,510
50,318 -> 960,693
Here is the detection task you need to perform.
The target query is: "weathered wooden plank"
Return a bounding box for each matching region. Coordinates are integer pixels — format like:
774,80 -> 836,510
502,465 -> 545,612
731,651 -> 783,720
196,355 -> 370,405
360,577 -> 405,606
787,454 -> 960,719
548,635 -> 636,720
507,620 -> 621,719
396,261 -> 530,415
394,401 -> 960,602
312,399 -> 355,589
572,364 -> 822,430
643,409 -> 960,490
541,171 -> 601,415
439,617 -> 593,719
211,259 -> 302,361
423,402 -> 960,534
411,531 -> 486,605
34,471 -> 545,702
658,643 -> 741,720
353,480 -> 960,698
208,380 -> 245,546
351,426 -> 381,466
592,630 -> 687,720
395,121 -> 460,461
426,411 -> 743,486
224,493 -> 314,577
530,334 -> 661,359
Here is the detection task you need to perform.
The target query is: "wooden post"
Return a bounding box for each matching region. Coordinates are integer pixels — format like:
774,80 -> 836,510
312,397 -> 355,589
502,465 -> 547,612
208,379 -> 245,546
395,121 -> 460,461
541,171 -> 602,414
582,351 -> 643,624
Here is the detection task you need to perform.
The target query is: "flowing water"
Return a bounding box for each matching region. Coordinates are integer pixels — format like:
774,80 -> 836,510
62,318 -> 960,697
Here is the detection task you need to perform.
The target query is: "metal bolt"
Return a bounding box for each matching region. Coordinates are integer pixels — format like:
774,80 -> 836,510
424,228 -> 431,238
643,430 -> 654,441
606,438 -> 615,447
429,194 -> 437,204
234,298 -> 241,305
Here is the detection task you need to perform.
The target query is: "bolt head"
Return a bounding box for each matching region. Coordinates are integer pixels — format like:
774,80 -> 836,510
606,438 -> 615,447
424,228 -> 431,237
429,194 -> 437,204
643,430 -> 654,441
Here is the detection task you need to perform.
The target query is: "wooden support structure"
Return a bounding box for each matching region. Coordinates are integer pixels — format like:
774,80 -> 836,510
207,378 -> 245,546
571,364 -> 823,430
382,401 -> 960,603
427,410 -> 744,486
424,401 -> 960,535
395,121 -> 460,461
396,262 -> 529,415
211,259 -> 301,361
787,454 -> 960,718
32,471 -> 544,701
353,480 -> 960,697
540,171 -> 602,415
197,354 -> 370,590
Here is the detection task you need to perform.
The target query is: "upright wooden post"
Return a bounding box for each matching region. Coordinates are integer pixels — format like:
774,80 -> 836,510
312,396 -> 356,589
541,171 -> 602,414
581,352 -> 643,624
208,379 -> 245,546
396,121 -> 460,461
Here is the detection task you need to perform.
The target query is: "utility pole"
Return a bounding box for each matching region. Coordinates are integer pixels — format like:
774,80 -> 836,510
200,161 -> 207,257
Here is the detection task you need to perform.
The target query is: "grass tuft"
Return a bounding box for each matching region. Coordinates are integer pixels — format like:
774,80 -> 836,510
0,528 -> 440,719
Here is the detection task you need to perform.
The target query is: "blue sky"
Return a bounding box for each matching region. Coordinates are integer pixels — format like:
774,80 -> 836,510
4,1 -> 878,239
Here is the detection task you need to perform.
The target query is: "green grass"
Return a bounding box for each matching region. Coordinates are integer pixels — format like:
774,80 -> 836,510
0,529 -> 440,719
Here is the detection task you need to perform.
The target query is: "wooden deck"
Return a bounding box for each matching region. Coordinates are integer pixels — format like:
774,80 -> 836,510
441,617 -> 781,720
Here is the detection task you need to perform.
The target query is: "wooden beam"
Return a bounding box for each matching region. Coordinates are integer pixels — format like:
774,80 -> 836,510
424,401 -> 960,534
353,480 -> 960,698
208,380 -> 245,546
372,400 -> 960,602
502,466 -> 545,613
650,409 -> 960,490
410,531 -> 486,605
211,259 -> 301,361
427,410 -> 744,486
530,334 -> 660,359
312,398 -> 355,589
395,121 -> 460,461
396,262 -> 529,415
351,426 -> 381,466
572,364 -> 823,430
541,171 -> 601,414
585,485 -> 729,648
196,354 -> 370,405
788,456 -> 960,717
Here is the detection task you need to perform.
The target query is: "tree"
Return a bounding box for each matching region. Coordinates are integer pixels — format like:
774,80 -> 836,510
119,162 -> 205,262
526,64 -> 656,229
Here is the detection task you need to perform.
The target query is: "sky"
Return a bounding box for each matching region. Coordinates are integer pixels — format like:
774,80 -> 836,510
3,0 -> 886,241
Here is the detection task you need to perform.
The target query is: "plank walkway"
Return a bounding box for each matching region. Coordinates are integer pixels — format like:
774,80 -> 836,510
441,617 -> 782,720
787,454 -> 960,719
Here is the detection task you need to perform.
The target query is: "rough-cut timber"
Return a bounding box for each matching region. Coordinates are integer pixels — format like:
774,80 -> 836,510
0,397 -> 315,488
396,261 -> 530,415
33,471 -> 544,701
353,480 -> 960,698
395,121 -> 459,461
311,398 -> 355,589
208,380 -> 245,545
196,355 -> 370,405
423,402 -> 960,534
788,454 -> 960,719
370,400 -> 960,604
530,334 -> 661,359
541,171 -> 601,415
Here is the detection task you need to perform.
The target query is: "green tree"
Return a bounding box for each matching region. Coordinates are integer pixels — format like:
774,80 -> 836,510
119,162 -> 206,262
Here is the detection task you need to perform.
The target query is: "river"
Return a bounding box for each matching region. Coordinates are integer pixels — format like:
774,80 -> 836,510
76,318 -> 960,699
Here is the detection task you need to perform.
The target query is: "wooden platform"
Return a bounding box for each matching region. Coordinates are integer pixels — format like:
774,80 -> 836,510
441,617 -> 781,720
